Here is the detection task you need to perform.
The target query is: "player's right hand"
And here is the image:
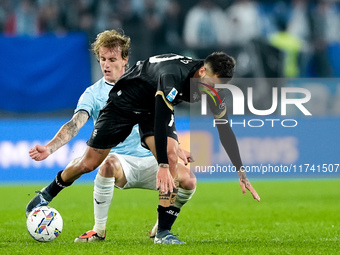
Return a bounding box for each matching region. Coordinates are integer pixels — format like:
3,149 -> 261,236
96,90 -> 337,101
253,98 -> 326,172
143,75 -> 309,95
29,144 -> 51,161
238,170 -> 261,202
156,165 -> 176,194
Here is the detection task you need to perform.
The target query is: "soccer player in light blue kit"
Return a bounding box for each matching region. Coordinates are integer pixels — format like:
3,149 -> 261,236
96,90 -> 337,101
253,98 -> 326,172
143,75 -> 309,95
28,30 -> 196,244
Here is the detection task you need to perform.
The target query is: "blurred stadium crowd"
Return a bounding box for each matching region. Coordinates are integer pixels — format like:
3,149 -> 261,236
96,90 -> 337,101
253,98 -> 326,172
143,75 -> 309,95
0,0 -> 340,116
1,0 -> 340,77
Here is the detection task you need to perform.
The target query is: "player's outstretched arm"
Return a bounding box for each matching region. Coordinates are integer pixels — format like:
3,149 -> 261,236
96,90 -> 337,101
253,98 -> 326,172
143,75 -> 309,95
238,169 -> 260,201
29,111 -> 89,161
211,104 -> 260,201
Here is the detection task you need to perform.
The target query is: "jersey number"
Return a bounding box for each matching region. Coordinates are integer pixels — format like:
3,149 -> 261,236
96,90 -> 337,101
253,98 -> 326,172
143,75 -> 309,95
149,54 -> 189,63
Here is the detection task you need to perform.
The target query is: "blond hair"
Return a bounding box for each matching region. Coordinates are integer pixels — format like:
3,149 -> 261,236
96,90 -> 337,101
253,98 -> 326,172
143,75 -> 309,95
91,30 -> 130,60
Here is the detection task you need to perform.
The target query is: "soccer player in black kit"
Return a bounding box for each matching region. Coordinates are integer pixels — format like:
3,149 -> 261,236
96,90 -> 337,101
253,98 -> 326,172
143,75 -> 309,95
27,52 -> 260,244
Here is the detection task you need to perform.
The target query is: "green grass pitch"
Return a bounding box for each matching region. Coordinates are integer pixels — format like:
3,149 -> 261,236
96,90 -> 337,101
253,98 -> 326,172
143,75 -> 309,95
0,179 -> 339,255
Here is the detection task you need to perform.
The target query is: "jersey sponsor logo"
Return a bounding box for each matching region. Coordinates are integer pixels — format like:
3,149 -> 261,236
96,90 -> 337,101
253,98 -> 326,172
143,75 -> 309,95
166,88 -> 178,102
168,114 -> 174,127
149,54 -> 188,63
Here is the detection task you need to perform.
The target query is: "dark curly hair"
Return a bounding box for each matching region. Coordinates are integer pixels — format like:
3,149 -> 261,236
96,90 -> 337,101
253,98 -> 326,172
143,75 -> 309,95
204,52 -> 236,79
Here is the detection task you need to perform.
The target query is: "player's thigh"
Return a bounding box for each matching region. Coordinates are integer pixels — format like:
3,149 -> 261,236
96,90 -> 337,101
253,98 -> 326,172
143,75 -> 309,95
143,136 -> 179,159
114,154 -> 158,190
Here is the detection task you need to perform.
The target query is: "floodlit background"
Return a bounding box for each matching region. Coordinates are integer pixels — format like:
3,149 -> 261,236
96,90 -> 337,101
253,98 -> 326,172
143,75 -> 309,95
0,0 -> 339,182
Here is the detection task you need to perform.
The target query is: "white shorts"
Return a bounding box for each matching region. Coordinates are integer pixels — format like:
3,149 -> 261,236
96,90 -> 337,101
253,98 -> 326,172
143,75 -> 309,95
111,153 -> 158,190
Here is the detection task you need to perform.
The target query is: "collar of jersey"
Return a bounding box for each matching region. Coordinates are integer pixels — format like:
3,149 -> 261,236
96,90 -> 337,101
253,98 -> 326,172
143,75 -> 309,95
104,79 -> 115,87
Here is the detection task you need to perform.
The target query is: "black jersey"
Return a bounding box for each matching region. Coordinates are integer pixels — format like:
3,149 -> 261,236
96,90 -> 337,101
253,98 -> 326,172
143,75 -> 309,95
92,53 -> 242,170
108,54 -> 203,115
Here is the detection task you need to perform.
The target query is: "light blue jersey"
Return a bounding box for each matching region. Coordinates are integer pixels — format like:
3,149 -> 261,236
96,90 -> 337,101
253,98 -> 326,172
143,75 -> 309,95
75,78 -> 152,157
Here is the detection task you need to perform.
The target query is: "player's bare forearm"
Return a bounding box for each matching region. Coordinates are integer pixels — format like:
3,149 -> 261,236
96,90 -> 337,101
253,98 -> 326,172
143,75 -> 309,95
47,111 -> 89,154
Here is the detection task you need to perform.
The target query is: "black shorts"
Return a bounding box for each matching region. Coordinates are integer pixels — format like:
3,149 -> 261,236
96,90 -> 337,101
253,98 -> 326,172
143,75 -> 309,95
86,104 -> 178,150
138,117 -> 178,150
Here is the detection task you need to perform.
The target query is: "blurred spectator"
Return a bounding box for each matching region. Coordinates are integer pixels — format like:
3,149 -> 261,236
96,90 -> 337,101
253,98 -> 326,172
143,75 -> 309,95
287,0 -> 312,77
257,2 -> 278,37
225,0 -> 262,46
288,0 -> 311,43
183,0 -> 228,48
311,0 -> 340,77
116,0 -> 140,30
38,1 -> 63,34
1,0 -> 340,82
94,0 -> 117,34
115,0 -> 142,64
55,0 -> 80,32
162,0 -> 184,52
139,0 -> 165,56
269,17 -> 302,77
0,0 -> 11,32
79,10 -> 95,41
4,0 -> 39,36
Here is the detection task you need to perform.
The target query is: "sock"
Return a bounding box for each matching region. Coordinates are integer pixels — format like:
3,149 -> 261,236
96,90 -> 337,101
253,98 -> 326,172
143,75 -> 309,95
93,173 -> 115,237
157,205 -> 180,237
173,187 -> 196,209
43,170 -> 74,201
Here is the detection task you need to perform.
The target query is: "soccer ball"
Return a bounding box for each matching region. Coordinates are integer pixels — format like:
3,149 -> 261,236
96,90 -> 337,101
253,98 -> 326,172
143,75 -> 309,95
26,206 -> 63,242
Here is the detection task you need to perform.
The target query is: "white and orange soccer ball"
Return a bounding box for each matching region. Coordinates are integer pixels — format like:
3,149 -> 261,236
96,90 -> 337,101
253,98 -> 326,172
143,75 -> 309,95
26,206 -> 63,242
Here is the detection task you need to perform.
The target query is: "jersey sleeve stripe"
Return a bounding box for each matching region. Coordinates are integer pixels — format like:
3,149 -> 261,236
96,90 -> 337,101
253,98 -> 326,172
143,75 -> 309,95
155,91 -> 174,111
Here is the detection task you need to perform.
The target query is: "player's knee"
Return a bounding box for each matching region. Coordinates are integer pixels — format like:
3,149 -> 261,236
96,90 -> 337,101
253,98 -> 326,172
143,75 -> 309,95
180,176 -> 197,190
99,155 -> 121,177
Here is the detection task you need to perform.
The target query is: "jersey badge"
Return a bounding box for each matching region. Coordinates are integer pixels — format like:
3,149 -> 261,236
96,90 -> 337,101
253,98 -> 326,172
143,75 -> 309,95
166,88 -> 178,102
192,92 -> 200,101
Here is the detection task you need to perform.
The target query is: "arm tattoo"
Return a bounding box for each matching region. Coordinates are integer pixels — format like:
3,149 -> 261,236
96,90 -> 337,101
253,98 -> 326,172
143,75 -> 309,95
238,170 -> 249,186
92,148 -> 107,155
49,111 -> 89,154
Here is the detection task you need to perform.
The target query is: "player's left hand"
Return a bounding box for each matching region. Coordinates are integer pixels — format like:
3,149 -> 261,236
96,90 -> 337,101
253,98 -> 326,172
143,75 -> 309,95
238,170 -> 260,202
177,146 -> 194,165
